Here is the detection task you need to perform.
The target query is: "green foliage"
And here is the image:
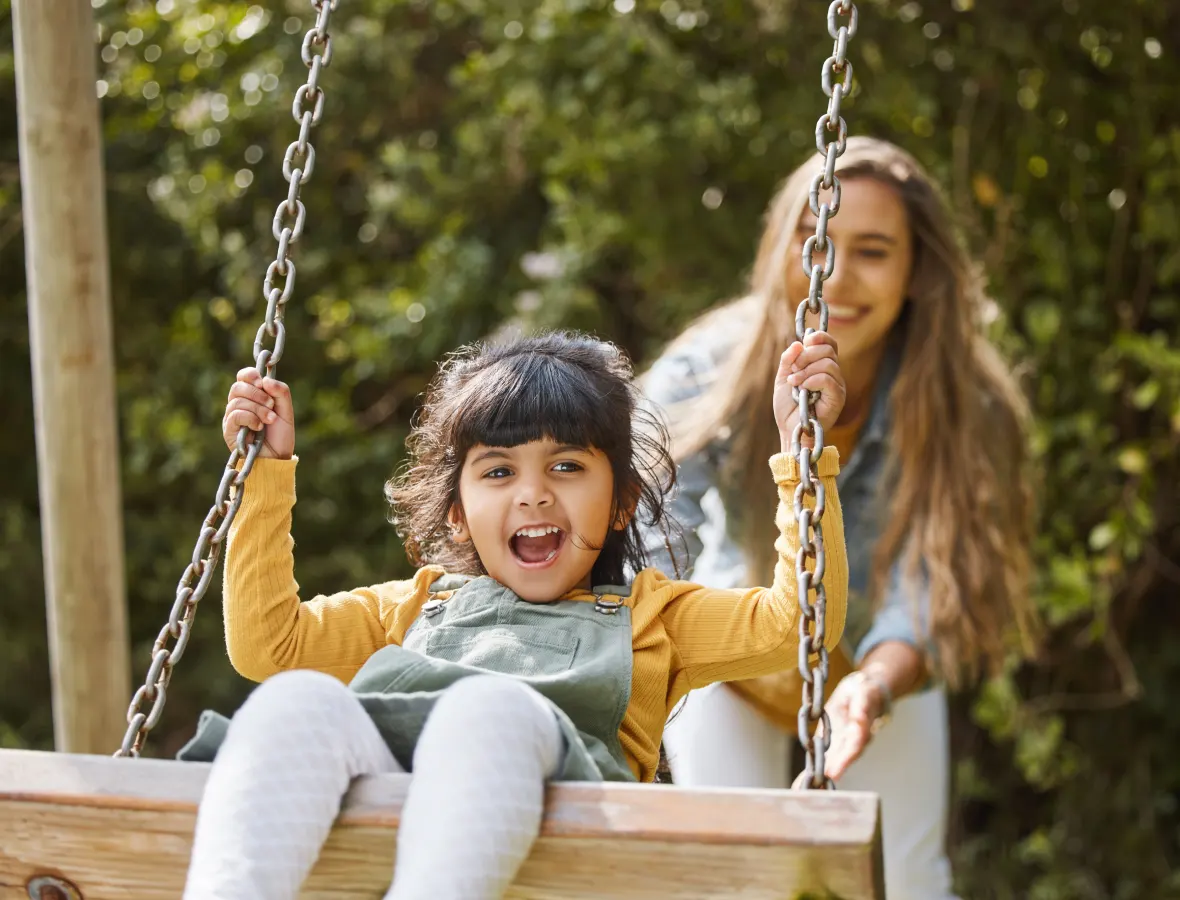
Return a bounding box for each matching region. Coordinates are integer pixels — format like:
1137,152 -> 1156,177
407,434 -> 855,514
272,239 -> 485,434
1,0 -> 1177,895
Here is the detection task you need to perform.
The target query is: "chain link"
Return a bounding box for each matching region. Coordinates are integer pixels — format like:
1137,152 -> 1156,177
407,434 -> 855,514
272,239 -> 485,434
116,0 -> 339,758
793,0 -> 859,791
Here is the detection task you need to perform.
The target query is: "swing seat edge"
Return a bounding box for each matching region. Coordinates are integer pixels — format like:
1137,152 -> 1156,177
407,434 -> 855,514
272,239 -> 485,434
0,747 -> 884,899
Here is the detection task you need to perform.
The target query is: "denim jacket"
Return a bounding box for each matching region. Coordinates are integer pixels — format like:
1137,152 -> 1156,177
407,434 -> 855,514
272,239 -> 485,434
639,313 -> 930,665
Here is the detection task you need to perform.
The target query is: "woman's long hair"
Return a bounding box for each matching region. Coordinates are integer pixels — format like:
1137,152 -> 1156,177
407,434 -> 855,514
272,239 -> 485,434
658,137 -> 1040,687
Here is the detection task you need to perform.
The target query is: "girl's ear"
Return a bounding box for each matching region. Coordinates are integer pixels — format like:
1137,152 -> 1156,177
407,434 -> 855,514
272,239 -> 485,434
447,504 -> 471,543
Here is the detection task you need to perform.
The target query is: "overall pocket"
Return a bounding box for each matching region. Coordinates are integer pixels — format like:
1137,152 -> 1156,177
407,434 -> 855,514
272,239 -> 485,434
423,625 -> 579,678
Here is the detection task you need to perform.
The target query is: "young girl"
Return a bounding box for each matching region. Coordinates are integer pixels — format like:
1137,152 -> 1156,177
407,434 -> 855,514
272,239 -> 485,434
178,330 -> 848,899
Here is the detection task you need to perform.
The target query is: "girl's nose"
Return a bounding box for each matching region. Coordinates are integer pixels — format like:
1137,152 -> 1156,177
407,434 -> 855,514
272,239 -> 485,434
514,475 -> 554,508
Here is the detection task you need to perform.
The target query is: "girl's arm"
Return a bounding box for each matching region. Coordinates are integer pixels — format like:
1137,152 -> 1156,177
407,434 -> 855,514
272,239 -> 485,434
220,371 -> 430,684
657,332 -> 848,690
652,444 -> 848,691
222,458 -> 430,684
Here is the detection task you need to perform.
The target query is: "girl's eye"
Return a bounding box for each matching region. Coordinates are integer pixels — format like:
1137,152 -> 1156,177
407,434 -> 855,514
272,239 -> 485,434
858,247 -> 889,260
483,466 -> 513,479
552,461 -> 584,473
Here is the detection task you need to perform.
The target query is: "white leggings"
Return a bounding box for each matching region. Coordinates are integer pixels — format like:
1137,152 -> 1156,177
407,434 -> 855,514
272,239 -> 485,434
184,670 -> 563,900
664,683 -> 959,900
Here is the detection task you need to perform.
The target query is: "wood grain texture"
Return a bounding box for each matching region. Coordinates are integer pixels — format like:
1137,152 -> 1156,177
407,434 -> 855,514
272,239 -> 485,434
11,0 -> 130,754
0,749 -> 884,898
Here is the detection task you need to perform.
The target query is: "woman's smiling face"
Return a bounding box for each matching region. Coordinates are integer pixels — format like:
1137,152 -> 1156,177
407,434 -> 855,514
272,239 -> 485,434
786,176 -> 914,366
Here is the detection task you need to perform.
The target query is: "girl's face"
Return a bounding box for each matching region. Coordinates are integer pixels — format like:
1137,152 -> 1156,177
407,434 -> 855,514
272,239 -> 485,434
785,176 -> 914,369
450,438 -> 619,602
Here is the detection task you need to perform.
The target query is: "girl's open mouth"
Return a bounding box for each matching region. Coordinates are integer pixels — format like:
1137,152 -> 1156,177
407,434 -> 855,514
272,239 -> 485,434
509,525 -> 566,569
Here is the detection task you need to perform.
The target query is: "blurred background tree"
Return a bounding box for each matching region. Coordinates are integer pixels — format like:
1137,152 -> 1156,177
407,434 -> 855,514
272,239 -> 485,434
1,0 -> 1177,896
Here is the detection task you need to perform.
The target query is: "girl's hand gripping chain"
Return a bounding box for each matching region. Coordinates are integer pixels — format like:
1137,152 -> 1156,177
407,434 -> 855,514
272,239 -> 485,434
772,331 -> 847,453
222,367 -> 297,460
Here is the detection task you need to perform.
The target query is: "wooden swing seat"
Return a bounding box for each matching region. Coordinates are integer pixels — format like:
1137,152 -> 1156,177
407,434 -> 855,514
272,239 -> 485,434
0,748 -> 883,899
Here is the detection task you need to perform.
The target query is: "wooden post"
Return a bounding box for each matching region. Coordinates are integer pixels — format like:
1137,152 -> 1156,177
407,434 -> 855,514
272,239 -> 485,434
12,0 -> 131,753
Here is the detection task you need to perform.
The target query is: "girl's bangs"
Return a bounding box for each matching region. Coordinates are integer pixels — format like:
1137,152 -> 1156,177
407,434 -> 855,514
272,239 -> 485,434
451,354 -> 622,454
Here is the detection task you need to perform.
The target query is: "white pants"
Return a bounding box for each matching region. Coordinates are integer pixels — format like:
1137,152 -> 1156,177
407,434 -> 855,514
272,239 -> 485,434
184,671 -> 563,900
664,683 -> 958,900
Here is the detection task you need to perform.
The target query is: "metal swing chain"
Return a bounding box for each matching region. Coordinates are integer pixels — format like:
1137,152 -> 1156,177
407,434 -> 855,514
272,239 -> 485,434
116,0 -> 339,757
792,0 -> 858,790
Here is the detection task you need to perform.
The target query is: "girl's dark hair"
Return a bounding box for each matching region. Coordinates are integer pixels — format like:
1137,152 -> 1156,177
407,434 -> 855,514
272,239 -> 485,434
387,331 -> 679,587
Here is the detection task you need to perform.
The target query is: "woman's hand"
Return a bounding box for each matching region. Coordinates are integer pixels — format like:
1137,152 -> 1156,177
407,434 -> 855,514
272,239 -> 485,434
222,367 -> 295,460
773,331 -> 847,454
822,670 -> 888,782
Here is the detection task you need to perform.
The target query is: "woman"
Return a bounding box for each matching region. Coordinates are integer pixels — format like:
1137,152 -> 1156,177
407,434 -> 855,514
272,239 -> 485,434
642,137 -> 1040,899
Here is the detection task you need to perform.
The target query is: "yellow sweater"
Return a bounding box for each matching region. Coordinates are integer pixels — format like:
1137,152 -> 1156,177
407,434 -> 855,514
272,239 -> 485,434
727,405 -> 869,727
222,449 -> 847,783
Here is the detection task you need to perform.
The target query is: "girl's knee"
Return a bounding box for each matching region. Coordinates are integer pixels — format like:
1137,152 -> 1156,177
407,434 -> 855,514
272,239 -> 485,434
440,673 -> 534,704
433,676 -> 552,729
234,669 -> 354,732
419,677 -> 563,775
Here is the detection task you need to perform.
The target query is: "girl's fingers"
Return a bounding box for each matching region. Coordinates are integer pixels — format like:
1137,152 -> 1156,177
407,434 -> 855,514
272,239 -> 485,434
802,329 -> 838,352
226,397 -> 277,424
224,408 -> 265,433
777,341 -> 805,375
774,337 -> 841,443
234,368 -> 290,410
788,344 -> 839,375
780,331 -> 837,380
228,381 -> 275,409
795,375 -> 843,399
260,377 -> 294,420
788,357 -> 842,387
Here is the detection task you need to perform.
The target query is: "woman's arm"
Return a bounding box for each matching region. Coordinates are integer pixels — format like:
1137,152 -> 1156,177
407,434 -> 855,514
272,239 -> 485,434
856,558 -> 933,668
824,564 -> 934,781
860,639 -> 927,703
